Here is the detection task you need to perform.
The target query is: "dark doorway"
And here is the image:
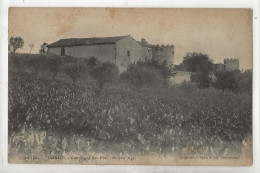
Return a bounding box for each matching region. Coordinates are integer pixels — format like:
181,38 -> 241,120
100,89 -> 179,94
61,47 -> 65,56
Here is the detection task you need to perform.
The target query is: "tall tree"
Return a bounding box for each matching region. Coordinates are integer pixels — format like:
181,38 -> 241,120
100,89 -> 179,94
39,42 -> 48,54
181,52 -> 214,88
9,37 -> 24,53
64,61 -> 85,86
29,43 -> 34,54
214,71 -> 239,92
182,52 -> 213,73
90,62 -> 119,89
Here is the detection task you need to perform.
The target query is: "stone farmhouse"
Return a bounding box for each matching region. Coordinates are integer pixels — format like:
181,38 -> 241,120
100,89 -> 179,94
47,35 -> 174,72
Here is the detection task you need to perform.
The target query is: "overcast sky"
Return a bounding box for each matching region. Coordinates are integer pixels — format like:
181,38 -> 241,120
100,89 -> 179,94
9,8 -> 252,69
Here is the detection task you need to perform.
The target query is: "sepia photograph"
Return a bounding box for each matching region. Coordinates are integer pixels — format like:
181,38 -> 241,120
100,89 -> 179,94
7,8 -> 253,166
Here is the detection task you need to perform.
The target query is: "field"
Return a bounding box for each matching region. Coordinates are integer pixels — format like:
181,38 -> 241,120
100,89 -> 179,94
8,54 -> 252,164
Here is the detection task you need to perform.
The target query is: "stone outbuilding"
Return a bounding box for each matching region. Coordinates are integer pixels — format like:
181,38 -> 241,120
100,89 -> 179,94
47,35 -> 174,71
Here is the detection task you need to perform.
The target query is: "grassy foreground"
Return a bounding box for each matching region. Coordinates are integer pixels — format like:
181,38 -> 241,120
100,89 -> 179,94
8,71 -> 252,160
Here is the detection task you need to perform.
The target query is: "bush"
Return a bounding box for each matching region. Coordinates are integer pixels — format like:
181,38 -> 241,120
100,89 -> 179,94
120,63 -> 164,89
9,53 -> 64,78
11,54 -> 27,74
144,59 -> 173,85
182,52 -> 214,73
238,70 -> 252,95
120,60 -> 173,89
63,60 -> 85,86
89,62 -> 119,89
213,71 -> 239,92
88,56 -> 97,67
177,52 -> 214,89
179,81 -> 198,92
190,72 -> 213,89
47,57 -> 64,78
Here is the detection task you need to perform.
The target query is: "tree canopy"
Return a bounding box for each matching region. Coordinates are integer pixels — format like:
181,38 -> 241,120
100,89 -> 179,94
39,42 -> 48,54
89,61 -> 119,89
120,59 -> 172,89
9,37 -> 24,53
182,52 -> 213,73
213,71 -> 239,92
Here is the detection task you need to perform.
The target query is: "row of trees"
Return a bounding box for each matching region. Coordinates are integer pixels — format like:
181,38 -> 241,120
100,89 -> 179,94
8,37 -> 48,54
176,52 -> 252,93
9,53 -> 174,91
63,56 -> 119,88
48,57 -> 173,90
9,54 -> 119,90
9,36 -> 251,94
62,51 -> 251,94
9,51 -> 251,94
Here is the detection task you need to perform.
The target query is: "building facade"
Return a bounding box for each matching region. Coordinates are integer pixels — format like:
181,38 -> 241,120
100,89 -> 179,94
138,38 -> 174,64
47,35 -> 174,72
213,63 -> 225,71
224,58 -> 239,71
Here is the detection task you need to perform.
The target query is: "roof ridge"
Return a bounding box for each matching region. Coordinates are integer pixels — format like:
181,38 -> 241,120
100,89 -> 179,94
61,35 -> 128,40
47,35 -> 130,48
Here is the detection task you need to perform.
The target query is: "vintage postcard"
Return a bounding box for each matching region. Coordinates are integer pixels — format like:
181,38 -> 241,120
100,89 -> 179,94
8,8 -> 253,165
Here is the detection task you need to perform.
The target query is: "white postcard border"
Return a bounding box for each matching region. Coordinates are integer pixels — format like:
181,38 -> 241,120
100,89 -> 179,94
0,0 -> 259,173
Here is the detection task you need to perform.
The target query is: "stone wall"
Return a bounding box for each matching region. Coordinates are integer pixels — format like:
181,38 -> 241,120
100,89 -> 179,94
115,36 -> 144,72
170,71 -> 191,84
141,46 -> 153,61
152,45 -> 174,64
48,44 -> 116,64
224,58 -> 239,71
48,47 -> 61,55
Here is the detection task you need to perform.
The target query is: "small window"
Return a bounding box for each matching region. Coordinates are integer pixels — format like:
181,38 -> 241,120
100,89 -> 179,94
127,50 -> 130,56
61,47 -> 65,56
148,49 -> 149,52
172,51 -> 174,55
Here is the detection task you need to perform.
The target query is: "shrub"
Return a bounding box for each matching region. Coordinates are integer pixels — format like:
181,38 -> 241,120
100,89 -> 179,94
89,62 -> 119,89
182,52 -> 214,73
177,52 -> 214,89
39,42 -> 48,54
10,54 -> 27,74
120,63 -> 164,89
88,56 -> 97,67
9,53 -> 65,78
237,70 -> 252,95
147,59 -> 173,79
190,72 -> 213,89
143,59 -> 173,85
28,54 -> 64,78
47,56 -> 64,78
63,60 -> 85,86
120,59 -> 172,89
213,71 -> 239,92
179,81 -> 198,92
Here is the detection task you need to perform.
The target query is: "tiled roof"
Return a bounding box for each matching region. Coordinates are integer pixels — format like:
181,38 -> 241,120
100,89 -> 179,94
47,35 -> 129,47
